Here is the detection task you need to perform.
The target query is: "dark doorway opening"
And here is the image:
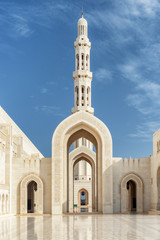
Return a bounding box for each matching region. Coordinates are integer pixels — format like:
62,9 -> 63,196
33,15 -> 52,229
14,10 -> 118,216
81,191 -> 86,205
127,180 -> 136,212
27,181 -> 37,213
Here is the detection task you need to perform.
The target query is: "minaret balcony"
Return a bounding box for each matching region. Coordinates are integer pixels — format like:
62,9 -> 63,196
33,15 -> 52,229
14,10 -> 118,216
73,70 -> 92,79
74,39 -> 91,48
72,106 -> 94,115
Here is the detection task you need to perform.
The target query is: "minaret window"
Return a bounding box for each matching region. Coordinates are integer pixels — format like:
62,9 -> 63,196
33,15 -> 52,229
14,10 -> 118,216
76,54 -> 79,70
81,86 -> 85,106
75,86 -> 79,106
81,54 -> 84,70
87,87 -> 90,106
86,55 -> 89,70
84,26 -> 87,35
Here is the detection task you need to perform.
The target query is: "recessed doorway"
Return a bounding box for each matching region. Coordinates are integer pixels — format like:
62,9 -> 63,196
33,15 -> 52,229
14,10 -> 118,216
127,180 -> 136,212
27,181 -> 37,213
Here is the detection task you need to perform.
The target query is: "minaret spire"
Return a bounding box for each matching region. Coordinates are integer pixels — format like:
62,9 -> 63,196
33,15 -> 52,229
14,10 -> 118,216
72,15 -> 94,114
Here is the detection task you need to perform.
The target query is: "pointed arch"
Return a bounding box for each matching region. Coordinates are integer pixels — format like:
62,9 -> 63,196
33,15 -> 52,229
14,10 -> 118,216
69,146 -> 96,212
52,111 -> 113,214
20,173 -> 43,214
78,188 -> 89,206
120,172 -> 143,213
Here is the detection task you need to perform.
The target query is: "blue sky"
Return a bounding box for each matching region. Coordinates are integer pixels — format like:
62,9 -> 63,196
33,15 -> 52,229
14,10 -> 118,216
0,0 -> 160,158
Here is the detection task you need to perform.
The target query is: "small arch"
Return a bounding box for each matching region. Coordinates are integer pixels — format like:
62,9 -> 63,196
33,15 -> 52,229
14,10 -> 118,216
121,173 -> 143,213
20,174 -> 43,214
78,188 -> 88,205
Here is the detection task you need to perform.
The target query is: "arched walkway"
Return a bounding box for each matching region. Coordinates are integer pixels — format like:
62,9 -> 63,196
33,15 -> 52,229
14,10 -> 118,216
52,111 -> 113,214
69,146 -> 96,212
20,174 -> 43,214
121,173 -> 143,213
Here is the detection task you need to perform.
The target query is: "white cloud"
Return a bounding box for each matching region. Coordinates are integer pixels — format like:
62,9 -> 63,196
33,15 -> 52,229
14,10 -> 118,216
119,59 -> 160,140
94,68 -> 112,83
129,121 -> 160,142
14,22 -> 31,37
0,1 -> 73,39
119,60 -> 160,116
34,105 -> 64,117
87,1 -> 160,142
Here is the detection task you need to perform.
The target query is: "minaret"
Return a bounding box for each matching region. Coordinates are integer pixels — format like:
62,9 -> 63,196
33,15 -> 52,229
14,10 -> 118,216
72,12 -> 94,114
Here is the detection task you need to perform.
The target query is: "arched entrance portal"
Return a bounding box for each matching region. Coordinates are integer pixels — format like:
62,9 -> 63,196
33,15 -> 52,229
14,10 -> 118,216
52,111 -> 113,214
78,189 -> 88,212
71,152 -> 95,213
121,173 -> 143,213
27,181 -> 37,213
20,174 -> 43,214
127,180 -> 136,212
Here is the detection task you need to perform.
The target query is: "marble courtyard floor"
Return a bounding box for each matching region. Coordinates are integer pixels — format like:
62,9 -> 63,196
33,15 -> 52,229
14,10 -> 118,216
1,214 -> 160,240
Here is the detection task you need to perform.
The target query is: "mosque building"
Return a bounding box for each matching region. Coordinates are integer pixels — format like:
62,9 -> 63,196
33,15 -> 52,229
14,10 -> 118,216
0,13 -> 160,215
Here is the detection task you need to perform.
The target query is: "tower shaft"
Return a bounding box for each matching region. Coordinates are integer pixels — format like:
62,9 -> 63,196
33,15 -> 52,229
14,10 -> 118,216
72,14 -> 94,114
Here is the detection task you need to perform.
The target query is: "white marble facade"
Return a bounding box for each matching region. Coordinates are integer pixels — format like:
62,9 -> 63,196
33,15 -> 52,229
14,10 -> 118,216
0,13 -> 160,216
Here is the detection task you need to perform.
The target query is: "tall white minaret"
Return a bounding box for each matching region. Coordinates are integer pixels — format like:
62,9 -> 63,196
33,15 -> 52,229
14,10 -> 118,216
72,12 -> 94,114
